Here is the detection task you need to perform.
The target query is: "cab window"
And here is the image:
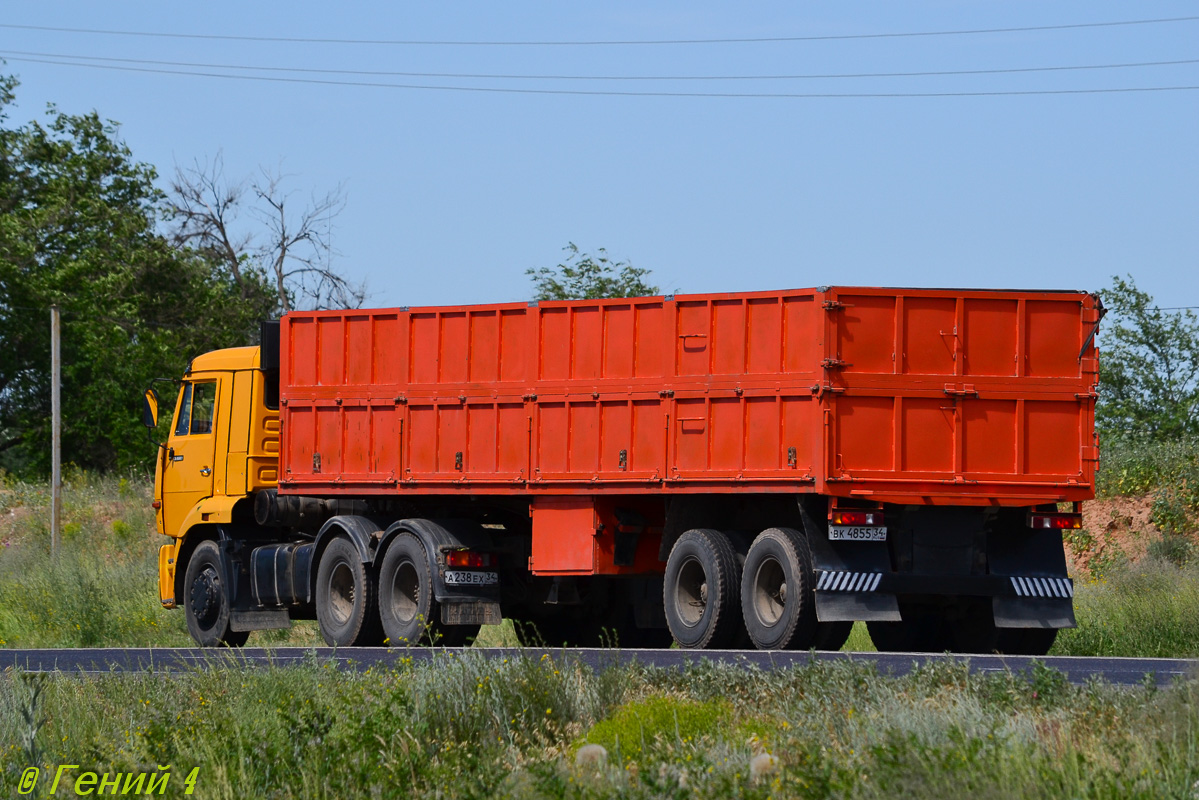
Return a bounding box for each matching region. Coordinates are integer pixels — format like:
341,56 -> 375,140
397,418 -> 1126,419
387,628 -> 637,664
173,384 -> 193,436
173,382 -> 217,436
190,382 -> 216,434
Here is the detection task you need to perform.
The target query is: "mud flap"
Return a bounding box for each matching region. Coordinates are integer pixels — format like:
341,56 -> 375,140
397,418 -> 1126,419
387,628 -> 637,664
989,527 -> 1076,629
441,600 -> 502,626
992,596 -> 1076,629
800,502 -> 900,623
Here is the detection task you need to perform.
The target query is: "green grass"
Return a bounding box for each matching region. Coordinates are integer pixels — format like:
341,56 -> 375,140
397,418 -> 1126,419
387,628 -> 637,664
1052,556 -> 1199,658
1,654 -> 1196,799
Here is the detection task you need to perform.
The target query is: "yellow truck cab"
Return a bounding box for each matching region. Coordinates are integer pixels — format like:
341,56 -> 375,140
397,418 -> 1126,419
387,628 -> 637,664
150,345 -> 280,623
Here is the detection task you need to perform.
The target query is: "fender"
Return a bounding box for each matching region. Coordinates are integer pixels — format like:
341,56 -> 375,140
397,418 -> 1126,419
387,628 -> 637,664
171,524 -> 256,615
175,495 -> 242,541
307,515 -> 381,603
379,518 -> 497,602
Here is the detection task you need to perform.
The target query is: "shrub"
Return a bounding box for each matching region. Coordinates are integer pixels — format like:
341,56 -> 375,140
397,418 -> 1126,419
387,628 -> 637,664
579,694 -> 734,764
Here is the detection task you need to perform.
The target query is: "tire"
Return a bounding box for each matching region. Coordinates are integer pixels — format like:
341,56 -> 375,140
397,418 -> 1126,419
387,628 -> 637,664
664,528 -> 743,649
315,536 -> 383,647
378,533 -> 480,647
995,627 -> 1058,655
741,528 -> 820,650
947,599 -> 998,654
867,604 -> 952,653
813,621 -> 853,651
183,540 -> 249,647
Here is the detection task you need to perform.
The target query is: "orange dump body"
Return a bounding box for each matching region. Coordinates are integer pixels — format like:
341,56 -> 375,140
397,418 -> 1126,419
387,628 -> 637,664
278,286 -> 1098,506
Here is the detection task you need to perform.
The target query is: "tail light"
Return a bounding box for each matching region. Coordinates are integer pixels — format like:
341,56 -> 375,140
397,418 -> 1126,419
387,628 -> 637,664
1027,513 -> 1082,530
151,500 -> 161,510
830,510 -> 885,526
445,549 -> 492,568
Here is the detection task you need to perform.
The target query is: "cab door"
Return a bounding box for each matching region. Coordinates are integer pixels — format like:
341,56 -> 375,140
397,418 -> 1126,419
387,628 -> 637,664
162,379 -> 219,538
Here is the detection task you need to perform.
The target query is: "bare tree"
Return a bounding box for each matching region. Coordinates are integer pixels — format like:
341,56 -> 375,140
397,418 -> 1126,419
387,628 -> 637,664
167,154 -> 365,312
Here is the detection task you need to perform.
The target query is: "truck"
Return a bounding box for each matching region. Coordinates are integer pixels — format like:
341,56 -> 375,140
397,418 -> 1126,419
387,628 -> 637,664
143,285 -> 1100,654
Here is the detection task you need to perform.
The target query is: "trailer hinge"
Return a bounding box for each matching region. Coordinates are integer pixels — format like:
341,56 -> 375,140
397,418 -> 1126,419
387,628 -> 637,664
821,358 -> 850,369
659,389 -> 675,398
394,394 -> 407,404
822,300 -> 845,311
1074,390 -> 1099,399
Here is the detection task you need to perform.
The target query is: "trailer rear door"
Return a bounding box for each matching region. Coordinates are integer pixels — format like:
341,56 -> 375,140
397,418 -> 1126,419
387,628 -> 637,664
820,288 -> 1099,503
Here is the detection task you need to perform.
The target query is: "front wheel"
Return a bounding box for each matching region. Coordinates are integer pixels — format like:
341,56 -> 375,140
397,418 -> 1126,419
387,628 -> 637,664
663,528 -> 743,649
183,540 -> 249,648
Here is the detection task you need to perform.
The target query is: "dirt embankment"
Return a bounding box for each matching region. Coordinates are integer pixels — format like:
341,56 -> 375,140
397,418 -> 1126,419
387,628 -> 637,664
1070,494 -> 1160,576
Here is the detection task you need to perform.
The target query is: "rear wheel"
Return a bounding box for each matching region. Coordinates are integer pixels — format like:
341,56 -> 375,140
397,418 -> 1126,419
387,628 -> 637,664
316,536 -> 383,647
867,604 -> 952,652
183,540 -> 249,647
995,627 -> 1058,655
378,533 -> 480,647
741,527 -> 820,650
664,528 -> 743,649
813,621 -> 853,651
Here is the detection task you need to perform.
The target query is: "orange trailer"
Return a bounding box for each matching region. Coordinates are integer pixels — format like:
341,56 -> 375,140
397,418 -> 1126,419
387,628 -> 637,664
147,286 -> 1100,654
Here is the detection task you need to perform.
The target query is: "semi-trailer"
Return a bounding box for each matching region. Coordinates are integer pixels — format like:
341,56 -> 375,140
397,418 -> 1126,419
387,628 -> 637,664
144,285 -> 1099,653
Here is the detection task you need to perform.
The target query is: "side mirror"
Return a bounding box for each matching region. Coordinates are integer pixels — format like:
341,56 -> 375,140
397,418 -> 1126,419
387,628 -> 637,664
142,388 -> 160,429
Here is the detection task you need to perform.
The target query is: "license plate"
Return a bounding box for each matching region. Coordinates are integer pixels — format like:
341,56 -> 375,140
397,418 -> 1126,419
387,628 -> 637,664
444,570 -> 499,586
828,525 -> 888,542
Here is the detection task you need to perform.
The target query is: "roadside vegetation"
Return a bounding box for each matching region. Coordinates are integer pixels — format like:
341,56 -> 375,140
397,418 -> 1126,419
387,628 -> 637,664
2,653 -> 1196,799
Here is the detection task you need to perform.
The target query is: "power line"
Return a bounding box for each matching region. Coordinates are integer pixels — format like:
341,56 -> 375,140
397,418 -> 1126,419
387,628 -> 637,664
4,48 -> 1198,82
0,16 -> 1197,47
5,55 -> 1199,98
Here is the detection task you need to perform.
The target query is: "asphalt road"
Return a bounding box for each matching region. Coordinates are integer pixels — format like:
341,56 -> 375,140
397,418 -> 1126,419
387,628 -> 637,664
3,647 -> 1195,686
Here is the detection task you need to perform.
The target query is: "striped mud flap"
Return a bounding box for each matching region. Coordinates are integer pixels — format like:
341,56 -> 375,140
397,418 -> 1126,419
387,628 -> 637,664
813,568 -> 902,623
805,525 -> 902,622
993,575 -> 1076,629
810,568 -> 1078,627
991,528 -> 1077,629
799,503 -> 901,622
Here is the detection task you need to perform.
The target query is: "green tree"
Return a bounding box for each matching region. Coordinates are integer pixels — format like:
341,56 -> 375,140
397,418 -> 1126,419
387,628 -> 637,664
527,242 -> 658,301
0,74 -> 277,474
1097,274 -> 1199,439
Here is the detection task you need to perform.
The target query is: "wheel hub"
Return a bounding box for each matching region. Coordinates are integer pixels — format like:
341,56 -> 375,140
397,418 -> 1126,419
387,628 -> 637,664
752,558 -> 788,626
189,567 -> 222,628
674,557 -> 709,627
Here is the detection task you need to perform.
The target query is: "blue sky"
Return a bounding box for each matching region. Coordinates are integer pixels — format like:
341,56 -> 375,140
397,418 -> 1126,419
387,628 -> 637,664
2,3 -> 1196,310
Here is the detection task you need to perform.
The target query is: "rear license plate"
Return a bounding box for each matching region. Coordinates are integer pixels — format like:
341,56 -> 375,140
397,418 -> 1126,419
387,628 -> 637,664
828,526 -> 887,542
444,570 -> 499,586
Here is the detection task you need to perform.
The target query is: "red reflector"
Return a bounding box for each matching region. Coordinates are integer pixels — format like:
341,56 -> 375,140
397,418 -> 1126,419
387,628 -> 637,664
831,510 -> 884,526
151,500 -> 161,510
